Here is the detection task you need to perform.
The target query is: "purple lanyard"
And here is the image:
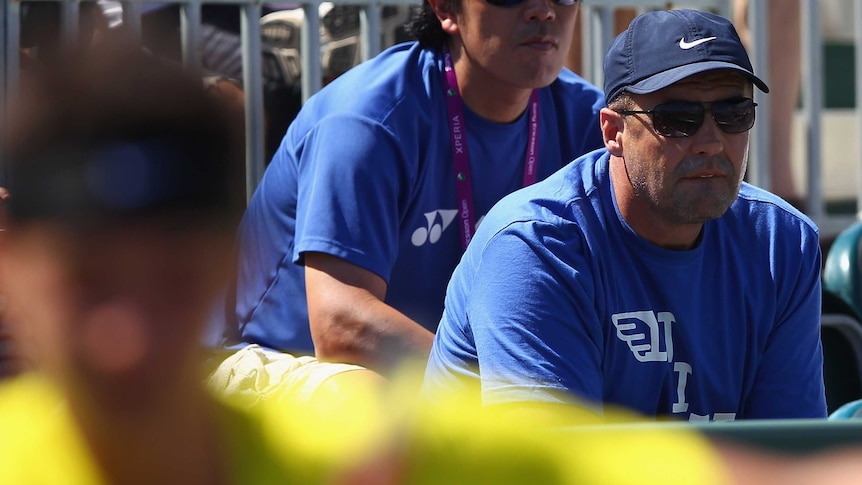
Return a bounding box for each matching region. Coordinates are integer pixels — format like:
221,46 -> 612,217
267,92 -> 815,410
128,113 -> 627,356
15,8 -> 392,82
442,45 -> 540,251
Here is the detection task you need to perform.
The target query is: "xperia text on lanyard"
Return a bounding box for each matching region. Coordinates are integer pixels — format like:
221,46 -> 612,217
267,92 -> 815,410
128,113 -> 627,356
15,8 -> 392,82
442,44 -> 540,252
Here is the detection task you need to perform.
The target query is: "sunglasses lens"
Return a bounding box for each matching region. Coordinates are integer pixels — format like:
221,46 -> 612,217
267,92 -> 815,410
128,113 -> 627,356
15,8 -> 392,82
648,99 -> 756,137
712,98 -> 756,134
651,103 -> 704,138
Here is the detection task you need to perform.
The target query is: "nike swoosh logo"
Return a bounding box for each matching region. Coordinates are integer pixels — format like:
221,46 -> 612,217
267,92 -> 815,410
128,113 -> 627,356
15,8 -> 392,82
678,36 -> 717,49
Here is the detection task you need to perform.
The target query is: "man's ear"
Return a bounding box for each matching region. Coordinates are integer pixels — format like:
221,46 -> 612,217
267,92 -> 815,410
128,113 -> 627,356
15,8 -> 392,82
601,107 -> 624,156
428,0 -> 459,35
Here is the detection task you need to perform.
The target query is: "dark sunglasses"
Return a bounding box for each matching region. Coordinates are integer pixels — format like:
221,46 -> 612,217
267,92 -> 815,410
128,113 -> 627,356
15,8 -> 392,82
614,98 -> 757,138
485,0 -> 578,7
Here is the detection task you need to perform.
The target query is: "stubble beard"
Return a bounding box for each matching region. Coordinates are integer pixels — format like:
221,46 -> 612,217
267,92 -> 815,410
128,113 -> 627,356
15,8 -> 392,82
632,162 -> 742,225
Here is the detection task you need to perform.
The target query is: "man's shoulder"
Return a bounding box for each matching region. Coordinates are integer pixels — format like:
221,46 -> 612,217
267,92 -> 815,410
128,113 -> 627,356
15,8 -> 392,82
733,183 -> 819,233
718,184 -> 821,261
301,42 -> 436,116
479,150 -> 610,237
281,42 -> 439,145
542,71 -> 605,150
547,68 -> 605,103
341,41 -> 432,81
524,148 -> 609,205
492,149 -> 607,207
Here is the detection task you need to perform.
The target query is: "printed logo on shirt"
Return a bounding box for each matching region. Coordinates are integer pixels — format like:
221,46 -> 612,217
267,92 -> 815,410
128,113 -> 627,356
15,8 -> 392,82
411,209 -> 458,246
611,310 -> 675,362
611,310 -> 736,422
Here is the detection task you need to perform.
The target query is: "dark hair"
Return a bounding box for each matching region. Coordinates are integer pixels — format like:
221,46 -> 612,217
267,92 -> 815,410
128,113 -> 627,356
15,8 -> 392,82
607,91 -> 634,111
406,0 -> 461,50
3,36 -> 244,231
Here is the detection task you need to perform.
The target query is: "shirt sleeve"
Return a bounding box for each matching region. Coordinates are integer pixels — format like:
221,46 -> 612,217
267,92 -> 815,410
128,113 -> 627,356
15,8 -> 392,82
293,114 -> 411,282
467,220 -> 605,410
742,228 -> 827,418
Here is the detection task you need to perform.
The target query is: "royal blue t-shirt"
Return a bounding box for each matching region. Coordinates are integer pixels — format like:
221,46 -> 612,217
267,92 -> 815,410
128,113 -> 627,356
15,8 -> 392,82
424,149 -> 827,420
220,42 -> 605,353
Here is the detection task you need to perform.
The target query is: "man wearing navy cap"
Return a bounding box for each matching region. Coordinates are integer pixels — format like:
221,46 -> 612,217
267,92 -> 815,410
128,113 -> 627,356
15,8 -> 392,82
424,9 -> 827,421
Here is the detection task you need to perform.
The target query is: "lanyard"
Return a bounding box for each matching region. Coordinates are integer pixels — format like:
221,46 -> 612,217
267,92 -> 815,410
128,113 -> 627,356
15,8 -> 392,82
442,45 -> 540,251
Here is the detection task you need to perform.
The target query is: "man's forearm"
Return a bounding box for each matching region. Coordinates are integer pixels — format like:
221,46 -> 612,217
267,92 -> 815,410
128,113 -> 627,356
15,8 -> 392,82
312,302 -> 435,375
305,252 -> 435,375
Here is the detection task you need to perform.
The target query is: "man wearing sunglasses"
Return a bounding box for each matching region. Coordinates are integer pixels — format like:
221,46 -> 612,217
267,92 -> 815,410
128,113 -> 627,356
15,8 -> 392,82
215,0 -> 605,377
424,9 -> 827,421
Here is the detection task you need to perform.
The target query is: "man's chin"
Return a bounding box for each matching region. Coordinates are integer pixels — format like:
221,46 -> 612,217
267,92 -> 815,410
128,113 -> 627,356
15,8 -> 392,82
524,71 -> 563,90
666,193 -> 737,224
679,203 -> 735,224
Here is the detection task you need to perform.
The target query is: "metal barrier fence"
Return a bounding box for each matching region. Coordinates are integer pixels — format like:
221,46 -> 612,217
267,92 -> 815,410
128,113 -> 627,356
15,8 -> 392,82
2,0 -> 861,237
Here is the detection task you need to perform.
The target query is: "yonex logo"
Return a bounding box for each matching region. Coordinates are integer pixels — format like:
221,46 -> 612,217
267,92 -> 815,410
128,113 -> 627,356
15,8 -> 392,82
411,209 -> 458,246
678,36 -> 716,50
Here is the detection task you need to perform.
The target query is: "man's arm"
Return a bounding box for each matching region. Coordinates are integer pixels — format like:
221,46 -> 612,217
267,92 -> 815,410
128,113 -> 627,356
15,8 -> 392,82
744,232 -> 826,418
305,252 -> 434,375
459,223 -> 604,407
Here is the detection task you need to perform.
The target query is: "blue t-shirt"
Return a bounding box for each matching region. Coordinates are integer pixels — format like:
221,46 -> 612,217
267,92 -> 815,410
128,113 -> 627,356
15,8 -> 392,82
423,150 -> 827,421
221,42 -> 605,353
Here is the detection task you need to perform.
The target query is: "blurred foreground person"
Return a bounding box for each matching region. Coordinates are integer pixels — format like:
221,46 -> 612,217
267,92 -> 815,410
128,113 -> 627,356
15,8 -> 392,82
0,40 -> 382,484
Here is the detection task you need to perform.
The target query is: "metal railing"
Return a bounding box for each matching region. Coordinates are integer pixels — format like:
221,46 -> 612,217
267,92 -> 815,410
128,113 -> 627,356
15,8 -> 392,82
2,0 -> 861,237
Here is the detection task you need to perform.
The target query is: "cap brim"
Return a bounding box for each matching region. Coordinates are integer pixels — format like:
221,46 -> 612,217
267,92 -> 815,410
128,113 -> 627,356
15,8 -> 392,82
626,61 -> 770,95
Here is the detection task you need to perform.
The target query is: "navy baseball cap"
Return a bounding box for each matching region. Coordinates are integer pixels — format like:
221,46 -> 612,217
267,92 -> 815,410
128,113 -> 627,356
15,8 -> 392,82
603,9 -> 769,104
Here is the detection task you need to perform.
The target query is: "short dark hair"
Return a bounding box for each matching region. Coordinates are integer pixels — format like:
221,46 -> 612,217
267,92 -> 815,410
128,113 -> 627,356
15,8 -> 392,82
3,37 -> 244,231
406,0 -> 461,50
607,91 -> 634,111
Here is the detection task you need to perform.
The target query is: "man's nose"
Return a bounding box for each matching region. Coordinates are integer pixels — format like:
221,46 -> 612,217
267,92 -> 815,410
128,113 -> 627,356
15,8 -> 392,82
523,0 -> 557,22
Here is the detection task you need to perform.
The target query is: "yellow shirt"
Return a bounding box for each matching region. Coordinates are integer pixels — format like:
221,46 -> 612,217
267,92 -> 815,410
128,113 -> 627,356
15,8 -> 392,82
391,380 -> 733,485
0,371 -> 731,484
0,374 -> 369,484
